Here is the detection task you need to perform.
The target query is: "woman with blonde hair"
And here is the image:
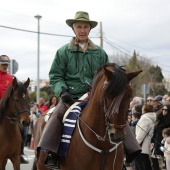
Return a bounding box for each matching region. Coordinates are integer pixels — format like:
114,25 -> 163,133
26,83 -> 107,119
135,104 -> 156,170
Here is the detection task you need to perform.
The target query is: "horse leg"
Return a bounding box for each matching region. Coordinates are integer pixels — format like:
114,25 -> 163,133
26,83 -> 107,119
10,156 -> 20,170
37,151 -> 49,170
0,159 -> 7,170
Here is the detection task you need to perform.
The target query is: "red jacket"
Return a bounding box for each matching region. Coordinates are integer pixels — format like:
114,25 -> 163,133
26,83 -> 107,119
39,104 -> 48,114
0,71 -> 13,99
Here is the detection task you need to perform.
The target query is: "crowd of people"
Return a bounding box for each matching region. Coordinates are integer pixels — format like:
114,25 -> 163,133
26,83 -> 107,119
127,94 -> 170,170
26,95 -> 59,147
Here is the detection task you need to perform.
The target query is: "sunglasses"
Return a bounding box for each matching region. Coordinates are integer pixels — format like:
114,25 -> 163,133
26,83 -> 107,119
147,99 -> 152,102
162,109 -> 168,111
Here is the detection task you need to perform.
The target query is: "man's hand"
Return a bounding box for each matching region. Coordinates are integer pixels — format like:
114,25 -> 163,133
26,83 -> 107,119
60,87 -> 73,104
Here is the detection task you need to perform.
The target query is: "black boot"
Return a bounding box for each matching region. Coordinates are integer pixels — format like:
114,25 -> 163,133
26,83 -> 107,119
20,155 -> 29,164
44,153 -> 60,169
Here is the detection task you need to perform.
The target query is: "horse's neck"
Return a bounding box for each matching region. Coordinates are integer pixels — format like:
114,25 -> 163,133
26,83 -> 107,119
81,100 -> 106,133
0,109 -> 18,128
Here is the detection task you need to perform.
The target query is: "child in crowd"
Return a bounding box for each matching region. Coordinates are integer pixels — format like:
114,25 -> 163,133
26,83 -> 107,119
161,128 -> 170,170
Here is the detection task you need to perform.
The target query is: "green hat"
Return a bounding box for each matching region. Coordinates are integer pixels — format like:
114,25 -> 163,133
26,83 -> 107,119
66,11 -> 98,28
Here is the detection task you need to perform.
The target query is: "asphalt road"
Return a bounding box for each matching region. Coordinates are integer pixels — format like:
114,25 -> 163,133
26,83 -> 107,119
5,147 -> 35,170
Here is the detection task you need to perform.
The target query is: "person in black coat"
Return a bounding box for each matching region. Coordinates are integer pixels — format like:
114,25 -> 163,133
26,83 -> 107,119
151,101 -> 170,170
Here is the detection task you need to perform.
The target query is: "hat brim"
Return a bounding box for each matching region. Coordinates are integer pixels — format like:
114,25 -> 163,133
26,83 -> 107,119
66,19 -> 98,28
0,61 -> 10,65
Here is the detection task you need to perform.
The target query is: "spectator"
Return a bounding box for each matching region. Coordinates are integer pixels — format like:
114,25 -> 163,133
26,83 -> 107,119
152,95 -> 163,119
0,55 -> 13,101
161,128 -> 170,170
166,97 -> 170,105
131,112 -> 142,136
135,104 -> 156,170
47,95 -> 58,109
132,96 -> 144,107
163,94 -> 169,105
26,101 -> 41,147
132,104 -> 142,114
38,97 -> 48,114
129,96 -> 144,114
151,100 -> 170,170
146,96 -> 154,106
129,112 -> 142,170
26,101 -> 36,147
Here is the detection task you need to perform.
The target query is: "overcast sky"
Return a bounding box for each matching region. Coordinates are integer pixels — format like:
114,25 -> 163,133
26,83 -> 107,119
1,0 -> 170,81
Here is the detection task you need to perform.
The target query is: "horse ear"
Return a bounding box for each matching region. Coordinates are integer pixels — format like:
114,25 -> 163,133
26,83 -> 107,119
24,78 -> 30,89
102,67 -> 113,80
127,70 -> 142,81
12,77 -> 18,90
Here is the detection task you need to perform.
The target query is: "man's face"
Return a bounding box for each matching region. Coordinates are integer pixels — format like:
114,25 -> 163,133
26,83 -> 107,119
0,56 -> 10,72
72,21 -> 91,43
0,64 -> 8,72
39,98 -> 45,105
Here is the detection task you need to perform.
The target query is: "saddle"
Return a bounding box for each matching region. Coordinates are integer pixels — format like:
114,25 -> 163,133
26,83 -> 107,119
57,101 -> 87,157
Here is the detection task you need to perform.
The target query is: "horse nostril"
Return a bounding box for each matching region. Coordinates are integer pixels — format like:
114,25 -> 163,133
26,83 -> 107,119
110,133 -> 115,139
22,121 -> 30,127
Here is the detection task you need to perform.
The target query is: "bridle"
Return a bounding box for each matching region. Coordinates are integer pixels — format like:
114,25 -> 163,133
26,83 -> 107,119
101,80 -> 127,131
6,89 -> 30,124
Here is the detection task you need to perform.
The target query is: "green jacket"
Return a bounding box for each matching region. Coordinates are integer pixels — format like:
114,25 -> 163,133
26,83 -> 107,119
49,37 -> 109,98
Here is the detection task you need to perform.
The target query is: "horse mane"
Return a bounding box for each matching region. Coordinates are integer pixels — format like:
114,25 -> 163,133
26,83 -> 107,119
0,80 -> 27,120
96,63 -> 128,98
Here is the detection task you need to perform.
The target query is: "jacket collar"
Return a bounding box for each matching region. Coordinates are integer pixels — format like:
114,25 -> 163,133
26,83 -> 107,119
68,37 -> 98,51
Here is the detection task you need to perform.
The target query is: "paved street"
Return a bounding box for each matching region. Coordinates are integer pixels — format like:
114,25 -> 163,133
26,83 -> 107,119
6,147 -> 35,170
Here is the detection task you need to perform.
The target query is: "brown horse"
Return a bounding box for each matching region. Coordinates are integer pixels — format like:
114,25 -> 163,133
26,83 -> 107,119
32,113 -> 48,170
0,77 -> 31,170
33,63 -> 141,170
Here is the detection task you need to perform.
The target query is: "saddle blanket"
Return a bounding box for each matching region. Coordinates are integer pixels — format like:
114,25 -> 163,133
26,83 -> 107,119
57,101 -> 87,157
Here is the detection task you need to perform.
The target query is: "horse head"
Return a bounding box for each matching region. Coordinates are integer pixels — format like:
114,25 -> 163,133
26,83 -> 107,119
0,77 -> 31,127
12,77 -> 31,127
91,63 -> 142,144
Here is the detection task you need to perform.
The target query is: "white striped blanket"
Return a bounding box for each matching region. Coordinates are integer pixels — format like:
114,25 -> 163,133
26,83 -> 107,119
57,101 -> 87,157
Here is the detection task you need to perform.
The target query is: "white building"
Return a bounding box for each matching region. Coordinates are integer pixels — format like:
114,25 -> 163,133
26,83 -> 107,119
28,79 -> 50,93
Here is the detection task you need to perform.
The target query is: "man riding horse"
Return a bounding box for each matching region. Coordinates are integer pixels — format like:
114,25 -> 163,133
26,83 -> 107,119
38,11 -> 141,169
